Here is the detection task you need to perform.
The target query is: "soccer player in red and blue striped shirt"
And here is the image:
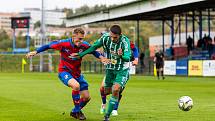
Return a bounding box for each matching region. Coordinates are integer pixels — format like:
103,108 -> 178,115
26,28 -> 106,120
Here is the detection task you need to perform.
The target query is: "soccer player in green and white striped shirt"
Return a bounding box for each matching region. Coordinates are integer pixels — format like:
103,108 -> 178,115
75,25 -> 131,121
99,40 -> 139,116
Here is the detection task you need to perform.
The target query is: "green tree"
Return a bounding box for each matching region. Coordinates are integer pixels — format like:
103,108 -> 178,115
0,29 -> 11,51
93,4 -> 107,11
75,5 -> 90,15
34,21 -> 41,30
0,29 -> 9,40
64,8 -> 74,17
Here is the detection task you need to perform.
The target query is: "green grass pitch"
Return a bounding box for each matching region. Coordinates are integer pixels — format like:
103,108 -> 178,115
0,73 -> 215,121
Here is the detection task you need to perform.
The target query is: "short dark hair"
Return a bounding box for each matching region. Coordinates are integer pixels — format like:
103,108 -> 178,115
73,28 -> 85,35
110,25 -> 121,35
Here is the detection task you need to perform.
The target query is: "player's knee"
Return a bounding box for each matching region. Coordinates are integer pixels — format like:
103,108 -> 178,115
100,87 -> 107,96
113,84 -> 121,90
112,88 -> 120,93
112,90 -> 120,97
74,84 -> 80,91
100,86 -> 104,92
83,95 -> 91,102
104,91 -> 111,95
112,85 -> 121,96
68,79 -> 80,90
104,88 -> 111,95
71,82 -> 80,90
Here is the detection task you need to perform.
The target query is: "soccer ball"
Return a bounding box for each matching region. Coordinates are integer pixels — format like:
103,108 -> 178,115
178,96 -> 193,111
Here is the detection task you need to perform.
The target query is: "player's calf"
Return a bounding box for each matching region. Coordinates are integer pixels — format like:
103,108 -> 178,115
80,97 -> 91,109
104,87 -> 112,95
100,86 -> 107,104
72,90 -> 81,113
100,87 -> 111,114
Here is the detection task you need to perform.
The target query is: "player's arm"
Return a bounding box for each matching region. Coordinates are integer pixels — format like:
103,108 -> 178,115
120,38 -> 131,62
26,43 -> 51,58
91,51 -> 110,63
162,53 -> 165,61
86,43 -> 111,64
26,51 -> 38,58
94,50 -> 111,64
82,41 -> 103,59
78,37 -> 103,58
131,45 -> 139,65
153,54 -> 157,65
91,49 -> 111,64
91,51 -> 102,58
26,40 -> 64,58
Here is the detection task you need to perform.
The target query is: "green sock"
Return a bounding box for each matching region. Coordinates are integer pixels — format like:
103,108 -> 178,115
106,96 -> 118,116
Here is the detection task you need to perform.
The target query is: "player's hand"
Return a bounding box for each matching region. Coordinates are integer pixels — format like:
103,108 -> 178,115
100,56 -> 111,64
117,48 -> 123,56
132,58 -> 138,66
26,51 -> 37,58
70,53 -> 81,59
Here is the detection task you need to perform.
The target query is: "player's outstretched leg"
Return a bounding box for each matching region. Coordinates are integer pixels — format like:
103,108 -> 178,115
106,95 -> 118,116
104,84 -> 120,121
67,78 -> 81,120
70,90 -> 81,119
100,86 -> 107,114
100,78 -> 108,114
80,89 -> 91,109
79,90 -> 90,120
76,75 -> 91,120
112,93 -> 122,116
80,97 -> 90,109
103,96 -> 118,121
112,87 -> 124,116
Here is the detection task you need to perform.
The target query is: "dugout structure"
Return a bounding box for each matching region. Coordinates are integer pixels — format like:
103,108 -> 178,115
66,0 -> 215,53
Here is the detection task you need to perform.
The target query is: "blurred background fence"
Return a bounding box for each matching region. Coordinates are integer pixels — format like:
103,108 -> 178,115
0,54 -> 154,75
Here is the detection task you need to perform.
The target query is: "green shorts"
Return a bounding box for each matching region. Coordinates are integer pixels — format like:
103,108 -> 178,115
104,68 -> 130,88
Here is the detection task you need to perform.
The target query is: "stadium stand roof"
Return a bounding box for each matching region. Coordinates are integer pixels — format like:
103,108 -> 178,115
66,0 -> 215,27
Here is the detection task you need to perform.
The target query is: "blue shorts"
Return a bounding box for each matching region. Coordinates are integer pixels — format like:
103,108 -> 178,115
58,72 -> 88,91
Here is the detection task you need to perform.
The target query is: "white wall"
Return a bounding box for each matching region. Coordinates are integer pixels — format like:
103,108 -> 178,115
24,9 -> 66,26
